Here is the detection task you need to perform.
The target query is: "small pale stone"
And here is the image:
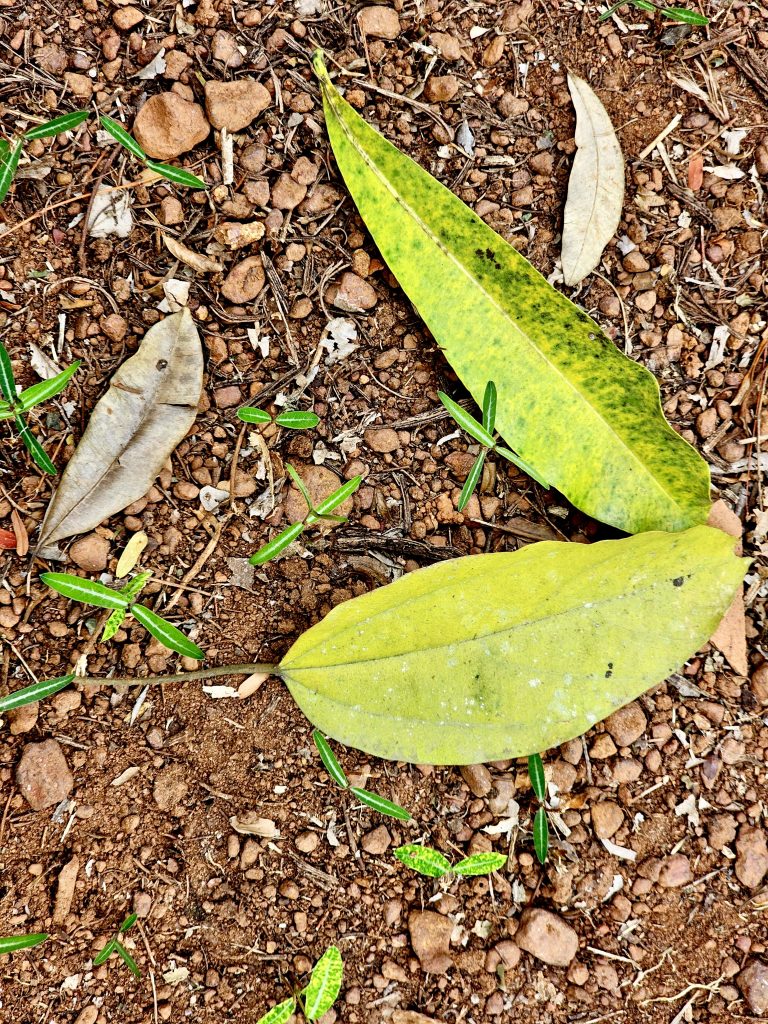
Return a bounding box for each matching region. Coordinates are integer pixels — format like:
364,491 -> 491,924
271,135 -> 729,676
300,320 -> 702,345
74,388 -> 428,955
221,256 -> 266,303
295,830 -> 319,853
361,825 -> 391,855
365,427 -> 400,453
159,196 -> 184,225
205,80 -> 270,131
101,313 -> 127,341
271,173 -> 307,210
9,702 -> 39,734
460,763 -> 492,797
16,740 -> 74,810
153,767 -> 188,811
133,92 -> 209,161
113,5 -> 143,29
333,271 -> 377,311
409,911 -> 454,974
69,533 -> 110,571
604,702 -> 646,747
735,826 -> 768,889
424,75 -> 459,103
590,733 -> 617,759
516,908 -> 579,967
430,31 -> 462,60
591,801 -> 624,840
74,1007 -> 99,1024
64,72 -> 93,101
214,385 -> 243,409
738,961 -> 768,1015
358,5 -> 401,39
211,29 -> 243,68
658,854 -> 692,888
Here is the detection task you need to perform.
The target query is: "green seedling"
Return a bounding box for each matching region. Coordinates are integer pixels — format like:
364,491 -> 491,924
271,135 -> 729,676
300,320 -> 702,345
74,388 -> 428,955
98,114 -> 206,189
0,933 -> 48,955
238,406 -> 320,430
256,945 -> 343,1024
394,844 -> 507,879
599,0 -> 708,24
250,465 -> 362,566
93,913 -> 140,978
313,730 -> 412,821
0,341 -> 80,474
528,752 -> 550,864
439,381 -> 548,511
0,673 -> 76,715
41,572 -> 205,660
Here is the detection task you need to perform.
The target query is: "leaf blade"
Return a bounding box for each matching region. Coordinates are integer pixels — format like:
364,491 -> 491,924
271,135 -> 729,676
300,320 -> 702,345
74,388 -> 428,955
17,360 -> 80,412
313,729 -> 349,788
145,160 -> 206,189
453,852 -> 507,876
99,114 -> 147,162
457,451 -> 485,512
0,673 -> 75,713
533,806 -> 549,864
249,522 -> 305,565
393,844 -> 451,878
528,753 -> 546,801
0,342 -> 16,402
301,946 -> 343,1021
0,934 -> 48,955
24,110 -> 90,141
237,406 -> 272,424
350,786 -> 412,821
0,139 -> 23,205
42,572 -> 129,610
256,997 -> 297,1024
274,410 -> 321,429
131,604 -> 205,660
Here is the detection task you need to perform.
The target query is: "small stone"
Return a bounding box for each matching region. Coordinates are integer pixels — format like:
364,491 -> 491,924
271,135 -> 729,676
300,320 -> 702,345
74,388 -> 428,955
101,313 -> 127,341
35,43 -> 68,74
604,702 -> 646,747
696,407 -> 718,439
361,825 -> 391,855
69,533 -> 110,571
214,385 -> 243,409
221,257 -> 266,303
460,763 -> 492,798
635,290 -> 657,313
658,854 -> 692,887
392,1013 -> 441,1024
408,911 -> 454,974
159,196 -> 184,225
482,34 -> 506,67
9,703 -> 39,735
591,801 -> 624,840
16,740 -> 74,810
738,961 -> 768,1015
285,466 -> 355,523
749,663 -> 768,704
133,92 -> 209,161
530,152 -> 554,175
590,733 -> 617,759
755,143 -> 768,177
735,826 -> 768,889
153,766 -> 188,811
295,830 -> 319,853
74,1007 -> 99,1024
358,5 -> 401,39
214,220 -> 265,250
424,75 -> 459,103
64,72 -> 93,101
365,427 -> 400,454
430,31 -> 462,60
134,891 -> 152,917
333,271 -> 377,312
515,908 -> 579,967
271,173 -> 307,210
113,5 -> 143,30
211,29 -> 243,68
204,80 -> 270,132
173,481 -> 199,501
708,813 -> 737,851
622,250 -> 650,272
495,940 -> 521,969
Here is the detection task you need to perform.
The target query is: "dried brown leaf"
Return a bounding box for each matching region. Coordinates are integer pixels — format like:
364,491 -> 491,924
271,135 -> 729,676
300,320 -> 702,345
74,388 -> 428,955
163,234 -> 224,274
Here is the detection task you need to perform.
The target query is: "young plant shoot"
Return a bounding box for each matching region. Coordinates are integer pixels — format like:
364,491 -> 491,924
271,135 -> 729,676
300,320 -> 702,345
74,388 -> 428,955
394,845 -> 507,879
599,0 -> 708,24
528,752 -> 550,864
238,406 -> 320,430
0,933 -> 48,956
313,730 -> 412,821
256,946 -> 343,1024
0,342 -> 80,474
92,913 -> 141,978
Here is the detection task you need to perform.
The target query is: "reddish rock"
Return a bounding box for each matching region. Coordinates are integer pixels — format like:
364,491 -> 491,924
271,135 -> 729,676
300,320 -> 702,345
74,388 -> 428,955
205,80 -> 270,132
516,908 -> 579,967
16,740 -> 74,810
132,92 -> 209,160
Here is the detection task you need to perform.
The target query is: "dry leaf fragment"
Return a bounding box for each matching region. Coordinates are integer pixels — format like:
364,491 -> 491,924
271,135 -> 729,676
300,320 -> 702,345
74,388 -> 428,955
10,509 -> 28,557
163,234 -> 224,273
53,856 -> 79,926
116,531 -> 148,578
561,73 -> 625,286
229,813 -> 280,838
37,309 -> 203,552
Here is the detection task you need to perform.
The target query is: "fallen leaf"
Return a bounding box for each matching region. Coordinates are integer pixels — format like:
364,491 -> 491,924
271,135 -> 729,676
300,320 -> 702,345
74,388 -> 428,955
203,685 -> 240,699
158,278 -> 190,312
162,234 -> 224,274
688,152 -> 704,191
134,48 -> 166,80
116,531 -> 148,578
600,837 -> 636,861
111,766 -> 140,786
229,813 -> 280,838
561,72 -> 625,286
37,309 -> 203,551
704,163 -> 744,180
88,185 -> 133,238
28,342 -> 61,379
163,967 -> 190,986
322,317 -> 359,364
10,509 -> 28,557
710,590 -> 748,675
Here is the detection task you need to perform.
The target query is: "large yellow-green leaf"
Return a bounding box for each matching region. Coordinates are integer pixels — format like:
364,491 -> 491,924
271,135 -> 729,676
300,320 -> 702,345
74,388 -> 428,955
312,51 -> 711,535
279,526 -> 745,765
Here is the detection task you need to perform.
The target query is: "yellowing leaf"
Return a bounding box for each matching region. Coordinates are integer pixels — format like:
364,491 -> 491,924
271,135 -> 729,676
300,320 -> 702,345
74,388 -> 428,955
116,531 -> 148,578
312,52 -> 710,535
280,526 -> 746,765
561,73 -> 625,285
37,310 -> 203,551
301,946 -> 343,1021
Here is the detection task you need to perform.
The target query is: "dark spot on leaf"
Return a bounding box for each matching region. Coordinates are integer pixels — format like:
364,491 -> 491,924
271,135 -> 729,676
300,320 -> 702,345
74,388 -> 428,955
672,577 -> 684,587
156,359 -> 168,370
605,661 -> 613,679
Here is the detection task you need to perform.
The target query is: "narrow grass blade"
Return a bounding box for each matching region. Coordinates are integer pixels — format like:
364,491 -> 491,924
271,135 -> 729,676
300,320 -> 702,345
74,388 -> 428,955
42,572 -> 129,610
495,445 -> 549,488
661,5 -> 708,22
24,110 -> 90,140
313,730 -> 349,789
99,114 -> 147,162
453,852 -> 507,876
598,0 -> 625,19
114,942 -> 141,978
92,938 -> 117,966
275,410 -> 320,429
0,342 -> 16,403
120,914 -> 138,933
528,753 -> 546,801
101,607 -> 127,643
393,844 -> 450,878
482,381 -> 497,434
301,946 -> 343,1021
533,806 -> 549,863
131,604 -> 205,659
0,673 -> 75,714
313,475 -> 362,517
237,406 -> 272,425
350,786 -> 412,821
249,521 -> 305,565
0,138 -> 23,204
286,463 -> 314,510
256,997 -> 296,1024
146,160 -> 206,189
458,451 -> 485,512
15,415 -> 56,475
18,360 -> 81,412
438,391 -> 495,448
0,934 -> 48,955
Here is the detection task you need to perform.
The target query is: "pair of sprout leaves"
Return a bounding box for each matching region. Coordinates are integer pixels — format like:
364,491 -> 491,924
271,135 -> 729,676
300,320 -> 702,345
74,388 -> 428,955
0,913 -> 139,978
0,108 -> 204,205
257,946 -> 343,1024
600,0 -> 708,24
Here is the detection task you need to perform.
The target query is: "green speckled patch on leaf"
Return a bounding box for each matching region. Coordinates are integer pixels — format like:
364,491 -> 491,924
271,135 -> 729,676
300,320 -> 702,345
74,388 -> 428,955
280,525 -> 745,765
312,51 -> 711,535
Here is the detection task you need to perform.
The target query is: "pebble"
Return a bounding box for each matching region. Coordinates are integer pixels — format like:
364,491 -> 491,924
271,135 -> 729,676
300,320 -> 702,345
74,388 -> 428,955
604,702 -> 646,747
460,763 -> 492,798
430,31 -> 462,60
591,800 -> 624,840
211,29 -> 243,68
333,271 -> 377,311
515,908 -> 579,967
159,196 -> 184,226
69,532 -> 110,571
153,767 -> 188,812
295,830 -> 319,853
214,220 -> 265,250
708,813 -> 736,851
134,891 -> 152,917
424,75 -> 459,103
738,960 -> 768,1015
735,826 -> 768,889
365,427 -> 400,453
101,313 -> 127,342
392,1013 -> 441,1024
173,481 -> 199,501
214,385 -> 243,409
361,825 -> 392,855
408,910 -> 454,974
750,663 -> 768,704
755,142 -> 768,177
590,733 -> 617,759
205,80 -> 270,132
358,5 -> 401,39
64,72 -> 93,101
9,702 -> 38,735
221,257 -> 266,303
658,854 -> 692,888
133,92 -> 209,160
16,739 -> 74,810
482,34 -> 506,67
74,1007 -> 99,1024
271,173 -> 307,210
113,5 -> 143,29
635,290 -> 657,313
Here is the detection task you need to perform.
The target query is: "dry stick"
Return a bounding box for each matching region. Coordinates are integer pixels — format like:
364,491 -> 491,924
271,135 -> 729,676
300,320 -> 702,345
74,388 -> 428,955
76,663 -> 278,689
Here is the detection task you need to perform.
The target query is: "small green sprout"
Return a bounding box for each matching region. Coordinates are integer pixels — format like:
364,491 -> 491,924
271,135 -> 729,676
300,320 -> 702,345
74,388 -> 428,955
250,465 -> 362,566
41,572 -> 205,659
439,381 -> 548,511
238,406 -> 320,430
0,933 -> 48,955
93,913 -> 141,978
0,341 -> 80,473
528,752 -> 550,864
599,0 -> 708,24
394,844 -> 507,879
312,730 -> 412,821
0,673 -> 76,715
256,945 -> 343,1024
98,114 -> 206,189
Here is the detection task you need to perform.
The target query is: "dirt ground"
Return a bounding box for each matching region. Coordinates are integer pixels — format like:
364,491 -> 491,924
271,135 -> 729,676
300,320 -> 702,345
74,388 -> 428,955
1,1 -> 767,1022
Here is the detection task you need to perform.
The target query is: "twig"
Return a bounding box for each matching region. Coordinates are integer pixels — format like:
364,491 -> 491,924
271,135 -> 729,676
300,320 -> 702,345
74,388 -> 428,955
163,514 -> 228,614
76,663 -> 278,689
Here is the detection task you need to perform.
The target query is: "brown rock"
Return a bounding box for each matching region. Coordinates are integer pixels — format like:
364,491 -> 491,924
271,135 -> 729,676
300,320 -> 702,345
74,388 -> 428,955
35,43 -> 68,74
735,826 -> 768,889
498,92 -> 529,117
133,92 -> 209,160
425,75 -> 459,103
153,766 -> 188,811
159,196 -> 184,225
292,156 -> 318,186
211,29 -> 243,68
214,385 -> 243,409
591,801 -> 623,840
365,427 -> 400,454
285,465 -> 354,524
205,80 -> 270,131
708,813 -> 737,851
221,257 -> 266,303
113,5 -> 144,30
101,313 -> 127,342
361,825 -> 392,855
295,830 -> 319,853
409,911 -> 454,974
483,34 -> 506,67
64,73 -> 93,101
392,1014 -> 442,1024
358,5 -> 401,39
635,290 -> 657,313
16,740 -> 74,810
755,143 -> 768,177
69,533 -> 110,571
333,271 -> 377,311
516,908 -> 579,967
750,663 -> 768,704
460,763 -> 492,797
271,172 -> 307,210
8,702 -> 39,735
430,31 -> 462,60
738,961 -> 768,1015
658,854 -> 692,887
590,733 -> 617,759
74,1007 -> 99,1024
214,220 -> 265,250
604,702 -> 646,747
